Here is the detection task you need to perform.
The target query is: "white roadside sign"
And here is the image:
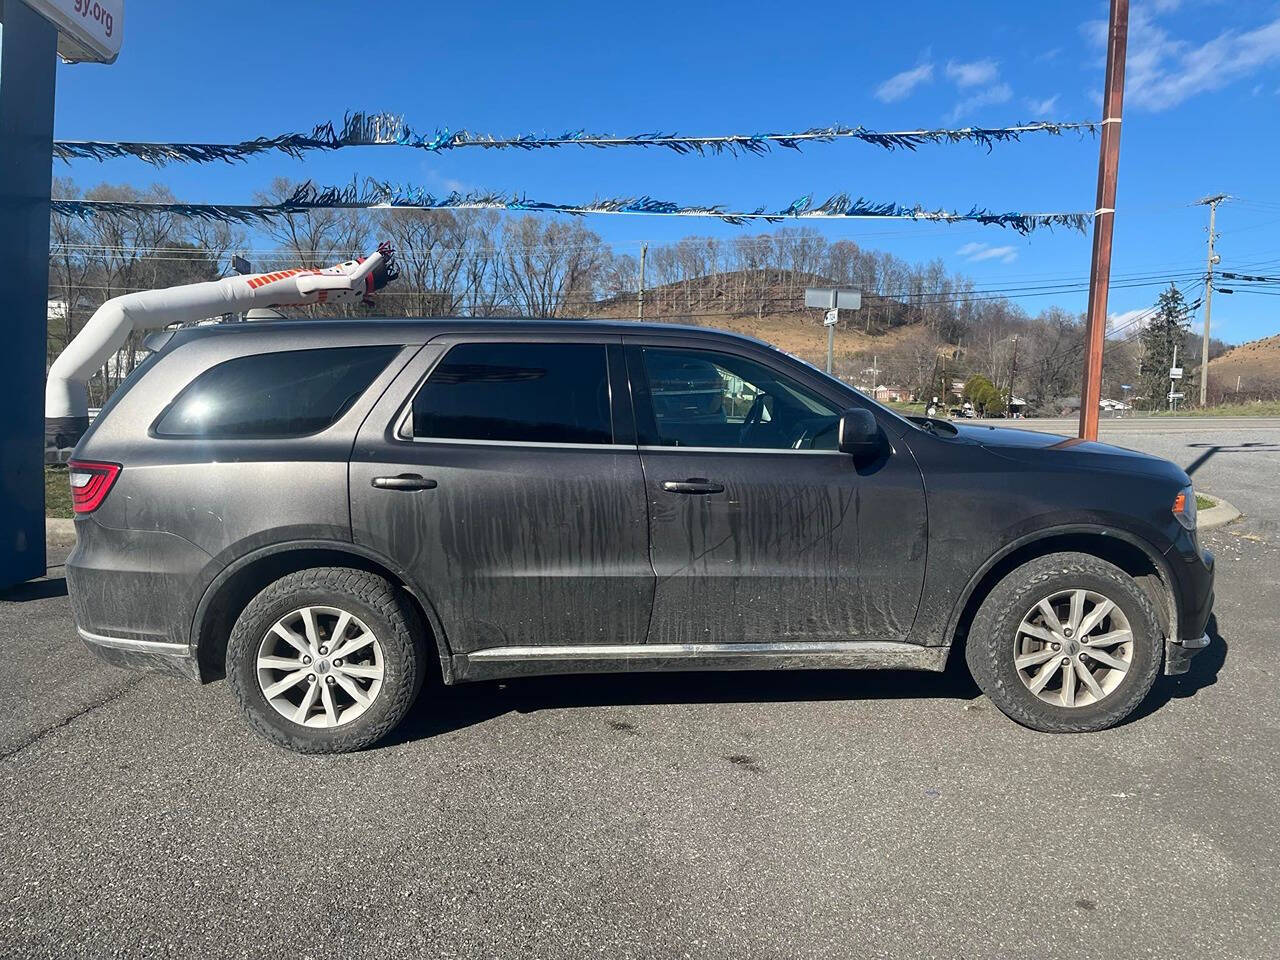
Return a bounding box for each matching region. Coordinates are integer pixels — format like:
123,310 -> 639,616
7,0 -> 124,63
823,309 -> 839,326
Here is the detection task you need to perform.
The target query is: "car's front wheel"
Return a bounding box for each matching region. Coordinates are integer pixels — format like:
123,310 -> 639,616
226,567 -> 427,753
966,552 -> 1163,733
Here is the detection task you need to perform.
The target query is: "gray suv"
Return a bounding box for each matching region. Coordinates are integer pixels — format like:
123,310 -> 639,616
65,319 -> 1213,752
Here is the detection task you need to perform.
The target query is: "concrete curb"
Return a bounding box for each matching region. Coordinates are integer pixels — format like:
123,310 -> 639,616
1198,494 -> 1241,530
46,518 -> 76,543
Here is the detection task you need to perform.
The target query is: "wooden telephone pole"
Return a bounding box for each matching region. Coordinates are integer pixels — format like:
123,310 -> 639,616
1077,0 -> 1130,440
1196,195 -> 1227,406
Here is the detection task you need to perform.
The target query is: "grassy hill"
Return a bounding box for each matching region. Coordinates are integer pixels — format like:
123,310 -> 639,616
1207,332 -> 1280,398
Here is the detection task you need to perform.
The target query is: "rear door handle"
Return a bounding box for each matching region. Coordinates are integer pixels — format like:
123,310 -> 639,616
371,474 -> 438,491
661,478 -> 725,495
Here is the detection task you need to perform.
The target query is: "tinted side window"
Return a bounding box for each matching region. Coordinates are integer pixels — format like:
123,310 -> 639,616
637,346 -> 841,450
155,345 -> 399,438
411,342 -> 613,445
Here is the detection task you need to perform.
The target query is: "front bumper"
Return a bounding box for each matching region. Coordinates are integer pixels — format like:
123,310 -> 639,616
1164,630 -> 1210,676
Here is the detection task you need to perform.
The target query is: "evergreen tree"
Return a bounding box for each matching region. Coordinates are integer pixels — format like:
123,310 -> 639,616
1138,284 -> 1190,409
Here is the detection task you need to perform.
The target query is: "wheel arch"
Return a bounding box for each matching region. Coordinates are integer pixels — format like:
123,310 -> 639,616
190,539 -> 454,685
945,525 -> 1177,666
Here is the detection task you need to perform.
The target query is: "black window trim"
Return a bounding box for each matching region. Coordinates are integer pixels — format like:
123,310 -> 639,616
623,339 -> 851,456
392,334 -> 636,450
150,343 -> 408,441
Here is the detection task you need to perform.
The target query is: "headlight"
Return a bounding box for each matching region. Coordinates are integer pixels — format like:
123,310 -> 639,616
1172,485 -> 1197,530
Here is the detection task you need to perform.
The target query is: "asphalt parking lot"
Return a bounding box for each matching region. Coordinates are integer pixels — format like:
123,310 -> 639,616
3,419 -> 1278,959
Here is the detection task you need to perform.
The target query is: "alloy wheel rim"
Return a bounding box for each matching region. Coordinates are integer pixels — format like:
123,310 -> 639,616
256,605 -> 385,728
1013,588 -> 1133,708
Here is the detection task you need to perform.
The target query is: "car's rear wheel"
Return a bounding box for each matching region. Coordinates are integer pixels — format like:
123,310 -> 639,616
226,567 -> 426,753
965,552 -> 1163,733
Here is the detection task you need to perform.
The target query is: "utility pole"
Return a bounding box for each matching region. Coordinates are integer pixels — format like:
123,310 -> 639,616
1196,194 -> 1227,406
637,243 -> 647,320
1007,336 -> 1019,412
1078,0 -> 1129,441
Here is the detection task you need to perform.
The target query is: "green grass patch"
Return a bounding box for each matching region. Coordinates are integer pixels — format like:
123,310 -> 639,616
45,466 -> 74,519
1146,402 -> 1280,418
1195,494 -> 1216,511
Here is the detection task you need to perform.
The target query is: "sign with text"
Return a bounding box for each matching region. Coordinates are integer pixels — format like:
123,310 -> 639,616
4,0 -> 124,63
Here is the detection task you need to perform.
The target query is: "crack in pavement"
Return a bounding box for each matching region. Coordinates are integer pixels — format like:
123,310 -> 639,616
1,673 -> 150,761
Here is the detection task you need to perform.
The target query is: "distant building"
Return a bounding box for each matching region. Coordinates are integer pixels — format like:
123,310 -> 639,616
873,384 -> 914,403
1099,397 -> 1132,411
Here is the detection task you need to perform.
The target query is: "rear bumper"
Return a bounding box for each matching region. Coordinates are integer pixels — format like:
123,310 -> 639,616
78,628 -> 201,682
1165,631 -> 1210,676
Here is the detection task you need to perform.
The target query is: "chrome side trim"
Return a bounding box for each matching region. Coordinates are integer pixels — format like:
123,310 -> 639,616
638,445 -> 845,456
78,628 -> 190,656
467,640 -> 931,662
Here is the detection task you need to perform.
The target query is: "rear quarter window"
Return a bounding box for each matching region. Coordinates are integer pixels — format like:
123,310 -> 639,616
154,345 -> 400,438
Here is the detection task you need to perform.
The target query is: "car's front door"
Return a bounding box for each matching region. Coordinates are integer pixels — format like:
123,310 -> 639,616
350,335 -> 653,654
626,338 -> 927,645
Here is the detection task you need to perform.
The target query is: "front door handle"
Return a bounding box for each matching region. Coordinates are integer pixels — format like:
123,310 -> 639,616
661,478 -> 725,495
371,474 -> 438,491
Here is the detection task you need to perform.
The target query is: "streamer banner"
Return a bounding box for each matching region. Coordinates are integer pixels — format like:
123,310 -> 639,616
53,112 -> 1099,164
50,180 -> 1092,234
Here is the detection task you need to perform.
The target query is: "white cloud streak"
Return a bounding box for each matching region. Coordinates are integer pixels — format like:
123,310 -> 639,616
957,242 -> 1018,264
946,82 -> 1013,123
1083,7 -> 1280,111
874,62 -> 935,102
946,59 -> 999,88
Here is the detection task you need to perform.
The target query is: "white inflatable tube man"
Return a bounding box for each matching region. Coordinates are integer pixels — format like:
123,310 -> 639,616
45,244 -> 397,457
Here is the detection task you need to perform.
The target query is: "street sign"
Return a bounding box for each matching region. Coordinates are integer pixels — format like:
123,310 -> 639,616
804,288 -> 862,310
823,309 -> 839,327
1169,367 -> 1183,380
1167,391 -> 1184,400
231,255 -> 253,276
3,0 -> 124,63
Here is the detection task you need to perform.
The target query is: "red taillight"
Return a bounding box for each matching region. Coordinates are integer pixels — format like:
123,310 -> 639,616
67,460 -> 121,514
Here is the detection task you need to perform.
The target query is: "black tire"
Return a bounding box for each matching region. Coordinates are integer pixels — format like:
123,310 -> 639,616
226,567 -> 427,753
965,552 -> 1163,733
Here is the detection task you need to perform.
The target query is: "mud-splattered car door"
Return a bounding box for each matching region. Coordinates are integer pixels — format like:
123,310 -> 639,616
625,338 -> 927,645
349,335 -> 654,655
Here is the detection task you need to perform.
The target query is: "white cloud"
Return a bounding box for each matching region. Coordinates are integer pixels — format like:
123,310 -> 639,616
1026,94 -> 1060,116
1083,7 -> 1280,111
874,62 -> 935,102
946,82 -> 1013,123
946,58 -> 1000,88
1107,308 -> 1151,335
957,242 -> 1018,264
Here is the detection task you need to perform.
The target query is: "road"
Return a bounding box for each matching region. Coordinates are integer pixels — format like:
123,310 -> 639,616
3,420 -> 1278,959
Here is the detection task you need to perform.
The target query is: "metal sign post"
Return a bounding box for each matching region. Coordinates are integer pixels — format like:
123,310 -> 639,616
805,288 -> 862,376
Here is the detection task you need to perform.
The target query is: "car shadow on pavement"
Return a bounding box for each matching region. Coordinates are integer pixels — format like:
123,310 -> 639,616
0,576 -> 68,603
386,661 -> 981,745
1123,613 -> 1227,726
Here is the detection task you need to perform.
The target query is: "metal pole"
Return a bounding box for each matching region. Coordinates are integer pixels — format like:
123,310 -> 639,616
1197,196 -> 1224,406
637,243 -> 647,320
826,290 -> 836,375
1007,336 -> 1019,412
0,2 -> 58,588
1169,343 -> 1178,412
1078,0 -> 1129,441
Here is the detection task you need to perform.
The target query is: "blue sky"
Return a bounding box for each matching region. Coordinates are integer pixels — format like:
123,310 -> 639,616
35,0 -> 1280,343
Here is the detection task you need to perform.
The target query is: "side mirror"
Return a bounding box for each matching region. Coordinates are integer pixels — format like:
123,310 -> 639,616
838,408 -> 883,457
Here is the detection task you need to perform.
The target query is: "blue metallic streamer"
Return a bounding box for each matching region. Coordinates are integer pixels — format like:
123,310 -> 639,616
50,179 -> 1091,234
52,112 -> 1099,165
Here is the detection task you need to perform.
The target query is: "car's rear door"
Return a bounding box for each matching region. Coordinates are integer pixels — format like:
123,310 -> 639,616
626,335 -> 927,645
349,333 -> 653,655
